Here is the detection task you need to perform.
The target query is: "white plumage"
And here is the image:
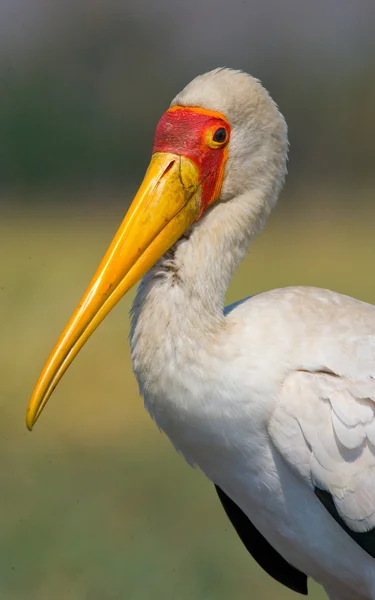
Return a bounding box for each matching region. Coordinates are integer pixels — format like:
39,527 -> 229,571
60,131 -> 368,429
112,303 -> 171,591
132,277 -> 375,599
130,72 -> 375,599
28,69 -> 375,599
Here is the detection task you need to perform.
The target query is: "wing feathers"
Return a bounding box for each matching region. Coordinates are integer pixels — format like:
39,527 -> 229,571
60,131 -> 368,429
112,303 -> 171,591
314,488 -> 375,559
215,485 -> 308,595
330,389 -> 373,427
269,369 -> 375,550
331,411 -> 366,450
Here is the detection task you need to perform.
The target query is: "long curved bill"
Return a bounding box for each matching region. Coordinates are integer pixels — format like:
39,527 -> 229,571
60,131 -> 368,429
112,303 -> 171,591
26,152 -> 202,430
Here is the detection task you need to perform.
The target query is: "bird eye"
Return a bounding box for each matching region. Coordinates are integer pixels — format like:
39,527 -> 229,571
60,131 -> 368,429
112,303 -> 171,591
212,128 -> 227,144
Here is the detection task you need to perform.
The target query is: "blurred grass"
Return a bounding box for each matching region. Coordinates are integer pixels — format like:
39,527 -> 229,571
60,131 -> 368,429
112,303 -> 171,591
1,188 -> 375,599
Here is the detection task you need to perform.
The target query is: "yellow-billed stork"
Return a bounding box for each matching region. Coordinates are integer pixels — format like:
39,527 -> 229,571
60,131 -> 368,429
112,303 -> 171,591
26,68 -> 375,600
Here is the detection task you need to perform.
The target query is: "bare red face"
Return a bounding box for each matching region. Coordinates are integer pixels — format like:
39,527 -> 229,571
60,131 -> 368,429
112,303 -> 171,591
153,106 -> 231,216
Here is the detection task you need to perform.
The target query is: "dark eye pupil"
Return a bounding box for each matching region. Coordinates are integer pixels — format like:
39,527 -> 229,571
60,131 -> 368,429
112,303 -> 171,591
213,127 -> 227,143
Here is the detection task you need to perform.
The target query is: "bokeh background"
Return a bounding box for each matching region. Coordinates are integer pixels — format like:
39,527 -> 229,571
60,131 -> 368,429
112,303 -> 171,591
1,1 -> 375,598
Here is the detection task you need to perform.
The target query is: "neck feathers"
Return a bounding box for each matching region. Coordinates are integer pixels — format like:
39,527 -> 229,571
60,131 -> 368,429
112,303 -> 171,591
131,189 -> 270,340
129,188 -> 276,403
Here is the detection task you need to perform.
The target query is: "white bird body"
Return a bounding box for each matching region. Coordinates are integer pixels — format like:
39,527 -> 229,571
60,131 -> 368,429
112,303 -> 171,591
28,69 -> 375,599
130,195 -> 375,598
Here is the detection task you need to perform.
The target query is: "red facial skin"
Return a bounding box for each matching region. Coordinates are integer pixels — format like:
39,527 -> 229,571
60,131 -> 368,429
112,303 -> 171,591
152,106 -> 230,217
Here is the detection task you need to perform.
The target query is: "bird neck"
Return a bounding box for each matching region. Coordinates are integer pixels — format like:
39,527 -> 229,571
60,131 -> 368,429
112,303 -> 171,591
131,190 -> 271,337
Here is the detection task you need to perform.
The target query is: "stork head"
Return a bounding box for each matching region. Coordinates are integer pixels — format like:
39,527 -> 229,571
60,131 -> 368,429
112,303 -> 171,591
171,68 -> 287,207
26,68 -> 288,429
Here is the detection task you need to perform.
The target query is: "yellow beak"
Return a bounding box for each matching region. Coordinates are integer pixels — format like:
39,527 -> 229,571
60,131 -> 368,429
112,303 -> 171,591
26,152 -> 202,430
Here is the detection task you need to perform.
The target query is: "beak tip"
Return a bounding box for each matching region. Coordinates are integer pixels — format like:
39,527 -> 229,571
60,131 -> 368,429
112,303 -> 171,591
26,408 -> 36,431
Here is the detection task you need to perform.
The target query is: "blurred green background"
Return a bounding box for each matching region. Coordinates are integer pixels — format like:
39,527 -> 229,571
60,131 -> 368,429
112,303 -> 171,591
1,1 -> 375,598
